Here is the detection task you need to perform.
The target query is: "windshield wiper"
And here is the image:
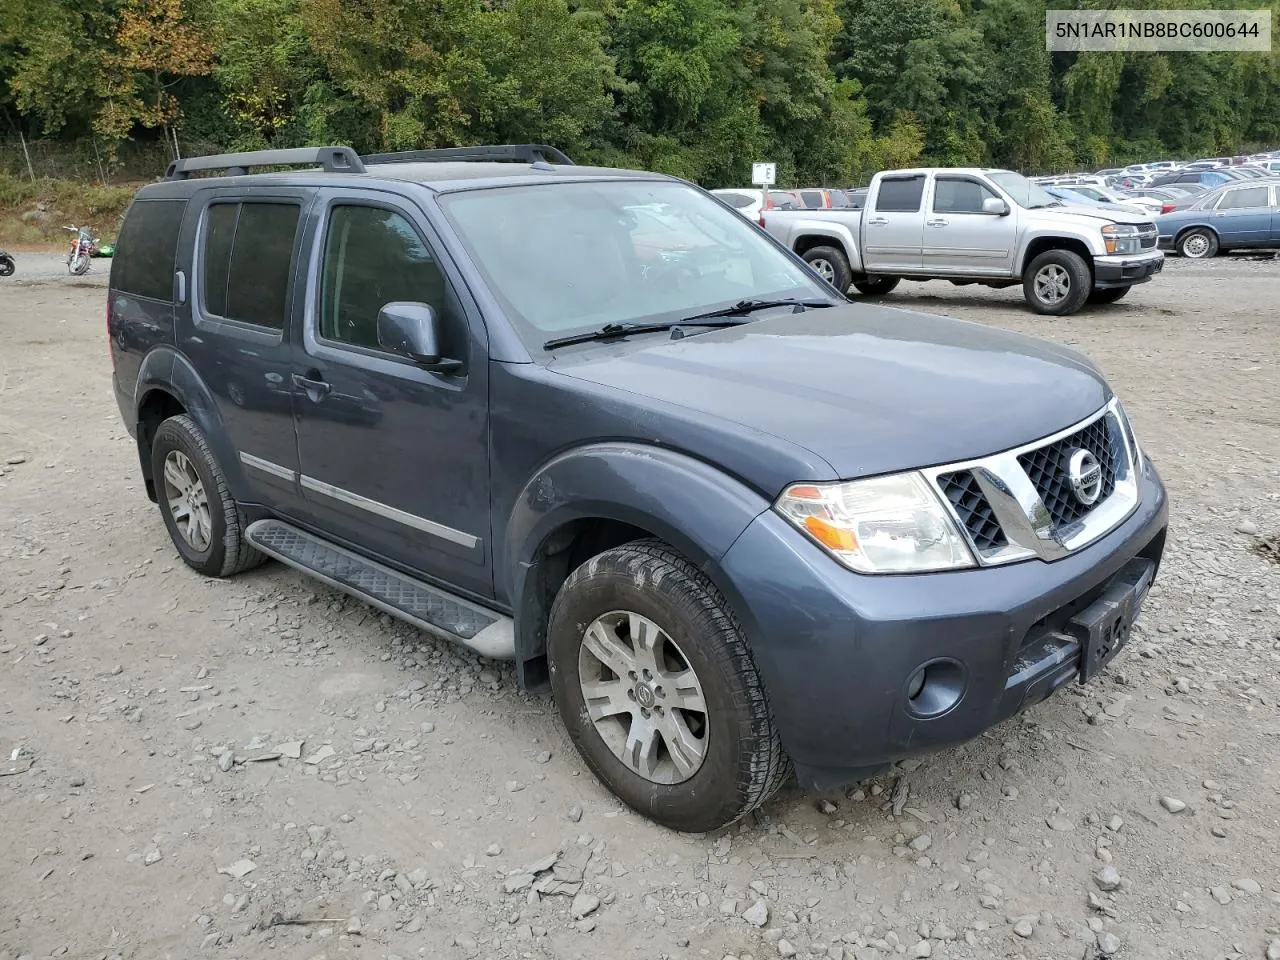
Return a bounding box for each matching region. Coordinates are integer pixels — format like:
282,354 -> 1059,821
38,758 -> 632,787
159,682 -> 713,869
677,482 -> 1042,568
677,297 -> 836,324
542,298 -> 835,350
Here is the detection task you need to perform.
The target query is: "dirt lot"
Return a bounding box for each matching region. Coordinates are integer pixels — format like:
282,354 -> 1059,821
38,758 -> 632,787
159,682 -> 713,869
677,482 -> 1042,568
2,253 -> 1278,960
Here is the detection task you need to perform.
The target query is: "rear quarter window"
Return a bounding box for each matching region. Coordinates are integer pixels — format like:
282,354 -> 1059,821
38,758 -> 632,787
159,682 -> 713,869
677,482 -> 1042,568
110,199 -> 187,301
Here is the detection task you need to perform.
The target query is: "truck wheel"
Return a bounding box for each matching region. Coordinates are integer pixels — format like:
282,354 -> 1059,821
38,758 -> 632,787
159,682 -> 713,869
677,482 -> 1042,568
151,415 -> 265,577
1087,286 -> 1130,305
852,277 -> 900,297
1177,228 -> 1218,259
1023,249 -> 1091,316
547,539 -> 789,833
802,245 -> 852,293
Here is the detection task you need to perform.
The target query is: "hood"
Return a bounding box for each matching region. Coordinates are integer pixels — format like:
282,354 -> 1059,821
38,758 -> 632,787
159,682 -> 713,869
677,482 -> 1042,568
1030,203 -> 1152,225
549,303 -> 1110,481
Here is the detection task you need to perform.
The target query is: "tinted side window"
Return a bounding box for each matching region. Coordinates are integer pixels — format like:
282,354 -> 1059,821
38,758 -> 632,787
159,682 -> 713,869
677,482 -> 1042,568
111,199 -> 187,301
1217,187 -> 1268,209
799,191 -> 824,209
320,206 -> 453,353
932,178 -> 997,213
201,202 -> 300,330
718,193 -> 753,209
202,203 -> 238,318
876,176 -> 925,213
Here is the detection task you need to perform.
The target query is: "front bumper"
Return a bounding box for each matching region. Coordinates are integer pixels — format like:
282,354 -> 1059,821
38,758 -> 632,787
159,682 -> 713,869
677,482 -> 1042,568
1093,250 -> 1164,288
717,456 -> 1168,790
1157,236 -> 1176,252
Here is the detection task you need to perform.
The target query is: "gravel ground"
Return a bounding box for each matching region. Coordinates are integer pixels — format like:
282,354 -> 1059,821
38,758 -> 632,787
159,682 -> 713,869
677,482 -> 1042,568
1,252 -> 1278,960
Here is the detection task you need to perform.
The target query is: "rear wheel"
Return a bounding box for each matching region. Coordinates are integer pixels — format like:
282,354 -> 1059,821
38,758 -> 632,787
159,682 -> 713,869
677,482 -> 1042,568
1177,228 -> 1218,259
852,276 -> 900,297
548,540 -> 789,832
1087,286 -> 1131,305
151,415 -> 264,577
1023,249 -> 1091,316
802,245 -> 852,294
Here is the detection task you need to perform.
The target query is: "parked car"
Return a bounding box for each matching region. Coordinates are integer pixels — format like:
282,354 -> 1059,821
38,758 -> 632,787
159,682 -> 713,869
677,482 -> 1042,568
1042,186 -> 1137,215
108,144 -> 1169,832
711,188 -> 801,223
1048,184 -> 1164,213
1156,179 -> 1280,258
1150,169 -> 1237,189
764,167 -> 1163,314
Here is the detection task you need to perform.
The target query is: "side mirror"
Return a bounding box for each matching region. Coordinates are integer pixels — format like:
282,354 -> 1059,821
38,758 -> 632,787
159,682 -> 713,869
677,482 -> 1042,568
376,302 -> 461,373
983,197 -> 1010,216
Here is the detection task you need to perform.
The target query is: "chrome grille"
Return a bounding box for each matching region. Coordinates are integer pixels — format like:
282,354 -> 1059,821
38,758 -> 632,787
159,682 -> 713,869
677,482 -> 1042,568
1017,416 -> 1119,530
926,403 -> 1138,566
937,471 -> 1007,553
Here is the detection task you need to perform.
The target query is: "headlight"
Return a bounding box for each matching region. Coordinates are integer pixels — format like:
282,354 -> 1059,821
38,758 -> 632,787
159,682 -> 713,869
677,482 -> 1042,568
1102,223 -> 1141,255
774,473 -> 975,574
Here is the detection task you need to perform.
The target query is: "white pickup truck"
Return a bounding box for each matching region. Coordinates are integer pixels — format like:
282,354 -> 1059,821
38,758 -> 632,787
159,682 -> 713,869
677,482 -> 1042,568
762,167 -> 1165,315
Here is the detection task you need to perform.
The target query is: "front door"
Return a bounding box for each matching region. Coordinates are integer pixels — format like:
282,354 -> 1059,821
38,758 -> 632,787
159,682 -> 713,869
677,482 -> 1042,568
289,191 -> 492,600
862,174 -> 925,272
920,176 -> 1017,275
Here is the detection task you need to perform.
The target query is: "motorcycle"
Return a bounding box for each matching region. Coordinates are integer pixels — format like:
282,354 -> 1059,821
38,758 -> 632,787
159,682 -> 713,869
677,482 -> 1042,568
64,225 -> 98,276
0,249 -> 13,277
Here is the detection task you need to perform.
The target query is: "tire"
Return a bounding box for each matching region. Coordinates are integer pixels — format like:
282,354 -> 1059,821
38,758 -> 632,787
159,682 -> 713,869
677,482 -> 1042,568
150,414 -> 265,577
1022,249 -> 1092,316
1087,286 -> 1130,305
547,539 -> 789,832
802,245 -> 852,293
1177,228 -> 1218,259
852,276 -> 900,297
0,256 -> 14,277
70,253 -> 90,276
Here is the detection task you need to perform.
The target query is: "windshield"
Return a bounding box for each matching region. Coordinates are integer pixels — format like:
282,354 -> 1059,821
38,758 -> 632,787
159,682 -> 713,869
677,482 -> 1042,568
988,171 -> 1059,209
439,180 -> 828,349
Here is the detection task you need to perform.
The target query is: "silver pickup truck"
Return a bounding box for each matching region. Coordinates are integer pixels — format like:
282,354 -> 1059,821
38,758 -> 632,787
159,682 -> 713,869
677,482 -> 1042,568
762,167 -> 1164,315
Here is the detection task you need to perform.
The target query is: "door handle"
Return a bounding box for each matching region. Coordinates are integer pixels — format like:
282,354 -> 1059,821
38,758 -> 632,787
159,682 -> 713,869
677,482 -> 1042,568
867,217 -> 889,225
292,372 -> 331,401
926,218 -> 949,227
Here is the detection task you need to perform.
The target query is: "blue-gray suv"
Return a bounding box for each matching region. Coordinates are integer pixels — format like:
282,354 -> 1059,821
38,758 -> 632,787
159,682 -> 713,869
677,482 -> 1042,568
108,145 -> 1168,832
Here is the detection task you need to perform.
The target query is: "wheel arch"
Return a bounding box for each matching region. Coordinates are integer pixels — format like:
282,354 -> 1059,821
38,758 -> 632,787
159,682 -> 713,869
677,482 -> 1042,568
134,348 -> 240,502
502,443 -> 771,690
1173,222 -> 1219,247
1019,236 -> 1095,276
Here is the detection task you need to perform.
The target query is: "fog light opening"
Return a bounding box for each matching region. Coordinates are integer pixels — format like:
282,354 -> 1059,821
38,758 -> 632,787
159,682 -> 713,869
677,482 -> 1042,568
904,658 -> 965,718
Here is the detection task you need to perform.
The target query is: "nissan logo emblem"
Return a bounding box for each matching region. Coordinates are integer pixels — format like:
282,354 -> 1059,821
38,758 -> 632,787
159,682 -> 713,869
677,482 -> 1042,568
1067,449 -> 1103,506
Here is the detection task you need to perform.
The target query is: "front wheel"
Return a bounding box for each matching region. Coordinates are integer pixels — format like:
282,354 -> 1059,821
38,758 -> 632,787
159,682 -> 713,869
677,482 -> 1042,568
802,245 -> 852,294
1087,286 -> 1130,305
0,255 -> 13,277
1023,249 -> 1092,316
69,252 -> 90,276
1177,228 -> 1218,259
852,276 -> 900,297
548,540 -> 789,832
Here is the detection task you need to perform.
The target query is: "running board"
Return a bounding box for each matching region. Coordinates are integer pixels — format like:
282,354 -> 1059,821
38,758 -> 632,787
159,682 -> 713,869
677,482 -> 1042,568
245,519 -> 515,659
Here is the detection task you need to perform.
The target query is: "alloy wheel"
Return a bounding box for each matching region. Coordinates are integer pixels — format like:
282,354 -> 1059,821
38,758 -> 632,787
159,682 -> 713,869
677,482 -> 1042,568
162,450 -> 212,551
577,610 -> 708,785
1034,263 -> 1071,304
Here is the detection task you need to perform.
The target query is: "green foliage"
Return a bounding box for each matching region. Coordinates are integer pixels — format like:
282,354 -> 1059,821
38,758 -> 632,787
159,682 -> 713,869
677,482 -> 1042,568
1,0 -> 1277,186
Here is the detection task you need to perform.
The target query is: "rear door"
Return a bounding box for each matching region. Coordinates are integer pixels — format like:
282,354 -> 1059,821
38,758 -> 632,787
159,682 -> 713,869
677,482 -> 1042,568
181,188 -> 313,512
921,176 -> 1016,275
1211,185 -> 1272,246
863,175 -> 926,272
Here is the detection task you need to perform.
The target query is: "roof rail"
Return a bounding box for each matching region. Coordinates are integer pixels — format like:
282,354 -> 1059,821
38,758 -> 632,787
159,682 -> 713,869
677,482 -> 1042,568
361,144 -> 575,166
164,146 -> 365,181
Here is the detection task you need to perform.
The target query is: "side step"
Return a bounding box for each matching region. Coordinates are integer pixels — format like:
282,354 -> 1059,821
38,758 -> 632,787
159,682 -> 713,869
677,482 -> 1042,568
245,519 -> 515,659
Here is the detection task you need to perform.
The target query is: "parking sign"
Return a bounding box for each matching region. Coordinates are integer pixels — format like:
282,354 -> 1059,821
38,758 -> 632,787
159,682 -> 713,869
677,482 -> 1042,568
752,163 -> 777,186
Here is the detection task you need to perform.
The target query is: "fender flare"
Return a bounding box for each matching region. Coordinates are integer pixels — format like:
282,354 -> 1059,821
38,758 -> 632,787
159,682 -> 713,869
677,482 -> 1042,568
503,442 -> 771,676
787,221 -> 861,270
134,347 -> 247,500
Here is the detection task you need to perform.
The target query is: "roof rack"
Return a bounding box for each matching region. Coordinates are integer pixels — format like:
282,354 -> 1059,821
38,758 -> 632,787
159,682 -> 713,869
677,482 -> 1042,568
361,144 -> 575,166
164,146 -> 366,181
